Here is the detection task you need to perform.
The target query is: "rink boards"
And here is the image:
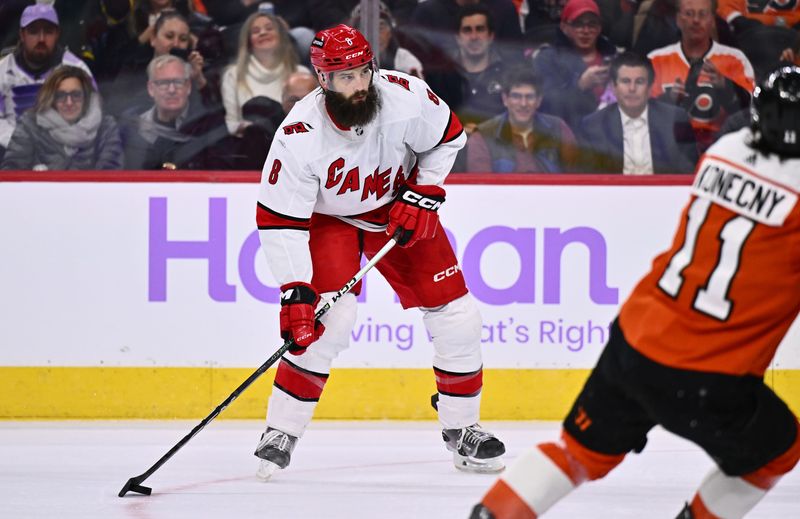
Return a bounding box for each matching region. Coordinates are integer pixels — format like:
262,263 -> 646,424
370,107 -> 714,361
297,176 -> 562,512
1,173 -> 798,419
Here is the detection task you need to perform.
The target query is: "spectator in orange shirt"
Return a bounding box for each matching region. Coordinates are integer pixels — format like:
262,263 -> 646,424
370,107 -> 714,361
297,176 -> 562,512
648,0 -> 755,150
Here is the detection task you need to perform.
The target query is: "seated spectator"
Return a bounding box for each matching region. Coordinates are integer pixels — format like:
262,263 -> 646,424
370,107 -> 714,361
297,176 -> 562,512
281,71 -> 318,114
410,0 -> 523,51
221,11 -> 311,169
450,5 -> 509,134
722,1 -> 800,81
0,3 -> 94,160
121,54 -> 232,170
133,0 -> 192,46
465,66 -> 577,173
532,0 -> 617,132
2,65 -> 122,170
577,51 -> 698,174
81,0 -> 141,84
221,11 -> 309,137
718,0 -> 800,35
103,10 -> 212,117
350,2 -> 424,77
522,0 -> 568,48
648,0 -> 755,150
630,0 -> 738,58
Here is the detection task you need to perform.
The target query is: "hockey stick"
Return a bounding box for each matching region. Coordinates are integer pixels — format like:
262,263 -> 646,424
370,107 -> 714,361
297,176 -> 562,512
119,235 -> 399,497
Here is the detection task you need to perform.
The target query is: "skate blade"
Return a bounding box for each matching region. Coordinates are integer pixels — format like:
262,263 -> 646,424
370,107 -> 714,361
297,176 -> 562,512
453,453 -> 505,474
256,459 -> 281,481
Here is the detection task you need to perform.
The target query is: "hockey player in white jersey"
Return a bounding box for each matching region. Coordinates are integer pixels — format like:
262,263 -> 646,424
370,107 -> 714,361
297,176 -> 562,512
253,24 -> 505,480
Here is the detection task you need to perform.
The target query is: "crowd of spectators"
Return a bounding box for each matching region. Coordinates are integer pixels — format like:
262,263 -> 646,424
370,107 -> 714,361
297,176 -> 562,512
0,0 -> 797,173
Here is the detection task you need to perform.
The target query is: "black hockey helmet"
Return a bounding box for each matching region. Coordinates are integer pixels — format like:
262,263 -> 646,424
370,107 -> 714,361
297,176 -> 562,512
751,65 -> 800,157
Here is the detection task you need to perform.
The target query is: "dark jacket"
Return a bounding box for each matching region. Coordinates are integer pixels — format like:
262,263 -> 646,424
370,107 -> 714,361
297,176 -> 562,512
410,0 -> 522,45
451,50 -> 508,128
532,29 -> 617,131
2,111 -> 122,170
577,99 -> 699,174
121,96 -> 234,170
467,112 -> 577,173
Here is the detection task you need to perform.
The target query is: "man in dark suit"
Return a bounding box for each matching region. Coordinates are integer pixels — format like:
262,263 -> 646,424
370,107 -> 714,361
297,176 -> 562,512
578,51 -> 699,174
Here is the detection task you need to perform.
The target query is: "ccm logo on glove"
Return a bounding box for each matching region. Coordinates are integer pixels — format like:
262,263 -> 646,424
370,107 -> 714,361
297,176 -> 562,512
387,184 -> 446,248
400,189 -> 443,211
279,282 -> 325,354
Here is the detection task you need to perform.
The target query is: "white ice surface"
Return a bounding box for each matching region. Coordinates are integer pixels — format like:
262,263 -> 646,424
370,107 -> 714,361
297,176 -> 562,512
1,421 -> 798,519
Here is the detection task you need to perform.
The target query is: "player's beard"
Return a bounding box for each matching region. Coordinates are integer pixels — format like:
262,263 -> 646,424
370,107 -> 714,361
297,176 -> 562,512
324,84 -> 381,128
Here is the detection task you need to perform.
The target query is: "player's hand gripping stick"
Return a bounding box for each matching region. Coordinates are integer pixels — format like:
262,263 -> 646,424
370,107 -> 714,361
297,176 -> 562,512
386,184 -> 445,247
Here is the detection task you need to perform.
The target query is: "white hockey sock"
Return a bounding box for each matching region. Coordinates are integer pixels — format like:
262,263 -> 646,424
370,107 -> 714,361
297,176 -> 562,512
266,386 -> 317,438
482,445 -> 577,517
693,468 -> 767,519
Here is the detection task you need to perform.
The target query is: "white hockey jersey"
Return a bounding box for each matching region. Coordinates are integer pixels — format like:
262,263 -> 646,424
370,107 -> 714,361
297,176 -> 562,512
256,69 -> 466,285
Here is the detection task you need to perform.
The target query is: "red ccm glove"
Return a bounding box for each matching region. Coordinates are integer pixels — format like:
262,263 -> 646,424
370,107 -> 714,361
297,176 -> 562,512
279,282 -> 325,355
386,184 -> 446,247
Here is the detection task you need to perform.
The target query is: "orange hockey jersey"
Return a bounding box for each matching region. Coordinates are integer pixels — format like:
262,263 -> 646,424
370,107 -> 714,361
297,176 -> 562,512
717,0 -> 800,28
648,41 -> 755,138
619,128 -> 800,376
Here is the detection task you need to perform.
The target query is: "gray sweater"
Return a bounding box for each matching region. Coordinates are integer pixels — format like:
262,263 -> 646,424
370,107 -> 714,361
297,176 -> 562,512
2,111 -> 123,170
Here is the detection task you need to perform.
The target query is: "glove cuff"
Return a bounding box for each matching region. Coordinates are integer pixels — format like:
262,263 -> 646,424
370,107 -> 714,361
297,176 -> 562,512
396,183 -> 446,211
280,282 -> 319,306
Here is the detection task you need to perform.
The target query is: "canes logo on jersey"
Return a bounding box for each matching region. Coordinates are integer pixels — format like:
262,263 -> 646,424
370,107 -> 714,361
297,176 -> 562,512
325,158 -> 406,202
283,122 -> 313,135
384,74 -> 410,90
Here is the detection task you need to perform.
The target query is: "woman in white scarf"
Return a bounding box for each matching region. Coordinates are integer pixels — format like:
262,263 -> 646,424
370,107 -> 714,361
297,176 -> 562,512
221,12 -> 310,137
2,66 -> 122,170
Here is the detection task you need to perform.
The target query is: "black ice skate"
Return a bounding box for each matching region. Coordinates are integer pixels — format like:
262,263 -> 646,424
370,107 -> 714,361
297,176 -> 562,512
469,503 -> 496,519
254,427 -> 297,480
442,424 -> 505,473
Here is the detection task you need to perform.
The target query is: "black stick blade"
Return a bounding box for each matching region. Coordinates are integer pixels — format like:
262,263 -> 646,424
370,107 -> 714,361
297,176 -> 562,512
118,477 -> 152,497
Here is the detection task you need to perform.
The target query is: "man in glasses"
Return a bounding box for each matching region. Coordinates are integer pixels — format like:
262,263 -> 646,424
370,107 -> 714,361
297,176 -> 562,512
648,0 -> 755,151
532,0 -> 618,132
122,54 -> 231,170
0,3 -> 93,162
465,66 -> 577,173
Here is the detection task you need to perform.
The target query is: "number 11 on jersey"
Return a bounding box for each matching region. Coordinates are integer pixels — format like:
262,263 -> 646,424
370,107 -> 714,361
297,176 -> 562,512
658,197 -> 756,321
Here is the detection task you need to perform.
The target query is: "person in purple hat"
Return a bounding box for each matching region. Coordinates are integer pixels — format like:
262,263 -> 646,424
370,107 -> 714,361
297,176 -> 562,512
0,2 -> 94,161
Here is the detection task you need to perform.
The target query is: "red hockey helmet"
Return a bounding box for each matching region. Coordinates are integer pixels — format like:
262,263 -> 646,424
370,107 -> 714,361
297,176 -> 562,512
309,24 -> 375,74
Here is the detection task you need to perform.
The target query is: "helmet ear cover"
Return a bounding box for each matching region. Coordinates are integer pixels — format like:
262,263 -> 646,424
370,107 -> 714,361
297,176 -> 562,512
751,65 -> 800,157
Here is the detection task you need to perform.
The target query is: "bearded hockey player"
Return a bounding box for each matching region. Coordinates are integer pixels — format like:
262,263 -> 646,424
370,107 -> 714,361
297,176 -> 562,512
470,65 -> 800,519
253,24 -> 505,480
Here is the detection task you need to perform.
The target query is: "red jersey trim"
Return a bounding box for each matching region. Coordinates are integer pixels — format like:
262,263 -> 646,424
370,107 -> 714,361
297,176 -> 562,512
256,202 -> 311,230
273,358 -> 329,402
437,111 -> 465,147
433,366 -> 483,397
